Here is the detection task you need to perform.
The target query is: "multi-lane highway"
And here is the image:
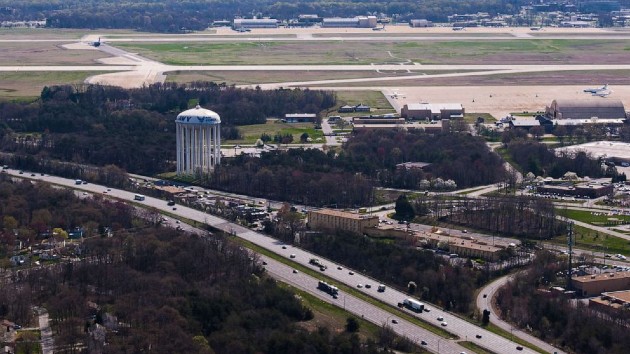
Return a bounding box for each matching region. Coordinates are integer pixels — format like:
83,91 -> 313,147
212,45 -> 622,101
6,169 -> 544,354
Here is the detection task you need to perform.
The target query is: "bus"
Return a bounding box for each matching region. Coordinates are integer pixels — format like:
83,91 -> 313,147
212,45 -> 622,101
134,194 -> 145,201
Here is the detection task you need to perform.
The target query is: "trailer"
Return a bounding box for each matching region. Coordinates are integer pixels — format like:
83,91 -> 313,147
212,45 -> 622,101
317,280 -> 339,296
403,298 -> 424,312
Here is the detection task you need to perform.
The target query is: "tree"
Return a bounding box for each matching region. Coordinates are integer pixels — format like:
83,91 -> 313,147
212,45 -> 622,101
482,309 -> 491,325
395,195 -> 415,220
300,132 -> 309,143
407,281 -> 417,294
346,317 -> 360,332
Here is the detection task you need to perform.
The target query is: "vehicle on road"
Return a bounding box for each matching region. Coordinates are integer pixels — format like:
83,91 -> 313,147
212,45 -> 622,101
349,271 -> 354,275
437,316 -> 444,321
134,194 -> 146,201
292,269 -> 298,273
403,298 -> 425,312
516,346 -> 523,351
420,340 -> 427,345
476,334 -> 482,339
317,280 -> 339,296
167,200 -> 176,206
357,284 -> 363,288
365,284 -> 371,289
378,284 -> 386,292
391,319 -> 398,324
290,254 -> 296,258
441,321 -> 447,327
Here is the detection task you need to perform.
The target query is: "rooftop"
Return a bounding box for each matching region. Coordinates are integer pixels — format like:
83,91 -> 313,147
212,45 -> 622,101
574,271 -> 630,283
309,209 -> 377,220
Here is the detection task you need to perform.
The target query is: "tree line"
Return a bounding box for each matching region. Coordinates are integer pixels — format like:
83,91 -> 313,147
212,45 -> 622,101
0,175 -> 389,353
502,136 -> 605,179
0,83 -> 335,175
1,0 -> 534,32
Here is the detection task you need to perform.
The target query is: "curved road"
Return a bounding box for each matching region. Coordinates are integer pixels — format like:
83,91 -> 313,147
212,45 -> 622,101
476,275 -> 566,354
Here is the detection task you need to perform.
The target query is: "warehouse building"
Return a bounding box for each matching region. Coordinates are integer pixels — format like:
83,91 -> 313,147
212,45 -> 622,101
573,271 -> 630,297
321,16 -> 377,28
589,290 -> 630,311
545,99 -> 626,120
233,18 -> 278,29
401,103 -> 464,121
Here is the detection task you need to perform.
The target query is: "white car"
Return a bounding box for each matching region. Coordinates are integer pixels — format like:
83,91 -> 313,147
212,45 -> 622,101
357,284 -> 363,288
441,322 -> 448,327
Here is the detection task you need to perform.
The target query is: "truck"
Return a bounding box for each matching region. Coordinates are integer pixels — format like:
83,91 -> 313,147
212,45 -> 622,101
310,258 -> 327,270
317,280 -> 339,296
134,194 -> 146,201
377,284 -> 386,292
403,298 -> 424,312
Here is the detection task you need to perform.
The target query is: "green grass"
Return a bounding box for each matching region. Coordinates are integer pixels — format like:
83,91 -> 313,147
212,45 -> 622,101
556,208 -> 630,226
464,113 -> 496,124
458,340 -> 499,354
277,282 -> 381,339
224,120 -> 325,145
547,223 -> 630,256
0,71 -> 113,98
114,39 -> 630,66
484,323 -> 547,354
334,91 -> 394,114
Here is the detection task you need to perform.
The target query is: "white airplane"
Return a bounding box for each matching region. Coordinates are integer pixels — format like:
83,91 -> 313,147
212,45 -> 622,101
452,26 -> 465,31
390,90 -> 406,99
592,89 -> 612,97
583,84 -> 609,94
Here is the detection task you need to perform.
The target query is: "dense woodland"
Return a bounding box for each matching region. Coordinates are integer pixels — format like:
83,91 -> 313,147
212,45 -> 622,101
205,130 -> 505,207
416,195 -> 567,239
497,251 -> 630,354
0,176 -> 386,354
300,230 -> 482,313
502,131 -> 605,178
2,0 -> 528,32
0,84 -> 335,175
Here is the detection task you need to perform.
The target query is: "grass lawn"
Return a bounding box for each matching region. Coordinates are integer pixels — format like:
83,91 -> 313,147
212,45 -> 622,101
547,223 -> 630,256
556,208 -> 630,226
332,91 -> 395,116
115,39 -> 630,66
0,71 -> 112,99
224,121 -> 325,145
464,112 -> 496,124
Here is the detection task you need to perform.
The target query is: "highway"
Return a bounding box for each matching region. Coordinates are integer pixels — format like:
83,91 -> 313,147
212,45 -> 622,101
6,169 -> 543,354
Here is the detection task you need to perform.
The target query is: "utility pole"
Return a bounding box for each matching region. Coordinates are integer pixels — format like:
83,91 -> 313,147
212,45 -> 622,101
567,222 -> 574,290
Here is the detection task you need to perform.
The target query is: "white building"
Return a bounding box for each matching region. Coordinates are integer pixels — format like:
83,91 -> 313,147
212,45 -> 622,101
233,18 -> 278,29
175,105 -> 221,176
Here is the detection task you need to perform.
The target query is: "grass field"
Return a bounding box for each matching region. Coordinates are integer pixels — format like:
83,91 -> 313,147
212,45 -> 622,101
0,72 -> 112,98
114,39 -> 630,66
224,120 -> 325,145
164,70 -> 475,86
0,42 -> 108,66
334,90 -> 394,115
556,208 -> 630,226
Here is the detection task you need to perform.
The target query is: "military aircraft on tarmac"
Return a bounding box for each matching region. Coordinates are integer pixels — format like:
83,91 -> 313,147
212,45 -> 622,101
583,84 -> 609,94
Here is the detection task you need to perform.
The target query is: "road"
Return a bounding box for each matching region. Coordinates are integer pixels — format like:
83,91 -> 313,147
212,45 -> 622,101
7,169 -> 543,354
36,308 -> 54,354
476,275 -> 567,354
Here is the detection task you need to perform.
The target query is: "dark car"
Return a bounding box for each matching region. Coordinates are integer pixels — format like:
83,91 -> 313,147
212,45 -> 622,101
167,201 -> 176,206
516,346 -> 523,351
420,340 -> 427,346
476,334 -> 482,339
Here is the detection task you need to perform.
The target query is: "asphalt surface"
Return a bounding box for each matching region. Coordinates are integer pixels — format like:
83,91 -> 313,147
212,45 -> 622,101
476,275 -> 567,354
6,169 -> 543,354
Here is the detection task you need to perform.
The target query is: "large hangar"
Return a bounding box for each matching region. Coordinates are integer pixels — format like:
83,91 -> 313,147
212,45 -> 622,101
545,98 -> 626,120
